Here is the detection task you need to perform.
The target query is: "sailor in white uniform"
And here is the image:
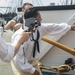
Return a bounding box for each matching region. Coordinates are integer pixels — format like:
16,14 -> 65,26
11,7 -> 75,75
0,29 -> 31,63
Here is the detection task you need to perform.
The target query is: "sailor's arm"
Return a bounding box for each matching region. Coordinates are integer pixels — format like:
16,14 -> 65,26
0,30 -> 31,62
4,20 -> 16,30
70,23 -> 75,31
13,30 -> 32,56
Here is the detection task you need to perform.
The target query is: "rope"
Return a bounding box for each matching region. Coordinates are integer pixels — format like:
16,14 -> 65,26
38,62 -> 71,75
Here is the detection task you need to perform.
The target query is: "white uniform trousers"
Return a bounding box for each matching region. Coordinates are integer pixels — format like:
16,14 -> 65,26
11,60 -> 42,75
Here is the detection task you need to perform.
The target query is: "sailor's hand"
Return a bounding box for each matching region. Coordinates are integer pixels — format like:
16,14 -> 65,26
71,23 -> 75,31
19,30 -> 32,43
33,70 -> 40,75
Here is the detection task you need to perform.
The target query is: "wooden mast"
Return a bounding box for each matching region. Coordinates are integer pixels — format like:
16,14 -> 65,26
42,36 -> 75,56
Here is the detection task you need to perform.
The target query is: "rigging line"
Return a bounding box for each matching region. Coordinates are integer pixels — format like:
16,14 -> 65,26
10,0 -> 14,12
39,0 -> 43,6
0,9 -> 5,13
12,0 -> 25,13
10,0 -> 18,13
12,0 -> 20,12
38,0 -> 43,6
70,0 -> 73,5
5,0 -> 11,13
10,0 -> 17,12
5,0 -> 13,13
30,0 -> 33,5
12,0 -> 22,12
20,0 -> 23,7
32,0 -> 35,6
36,0 -> 40,6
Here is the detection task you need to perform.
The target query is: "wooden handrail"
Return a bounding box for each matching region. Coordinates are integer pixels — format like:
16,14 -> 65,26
42,36 -> 75,56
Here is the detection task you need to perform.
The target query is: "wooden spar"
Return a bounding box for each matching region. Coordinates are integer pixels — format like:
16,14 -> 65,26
42,36 -> 75,56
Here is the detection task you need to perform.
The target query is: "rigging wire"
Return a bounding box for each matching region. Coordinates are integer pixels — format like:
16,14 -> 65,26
10,0 -> 14,12
12,0 -> 29,13
35,0 -> 40,6
0,9 -> 5,13
20,0 -> 23,7
32,0 -> 35,6
11,0 -> 16,12
31,0 -> 43,6
5,0 -> 11,14
12,0 -> 22,12
39,0 -> 43,6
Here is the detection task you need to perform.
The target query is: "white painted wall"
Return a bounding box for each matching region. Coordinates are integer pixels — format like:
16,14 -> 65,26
37,10 -> 75,74
40,10 -> 75,23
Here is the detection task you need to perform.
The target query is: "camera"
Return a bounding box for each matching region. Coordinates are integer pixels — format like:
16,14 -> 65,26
25,18 -> 39,32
